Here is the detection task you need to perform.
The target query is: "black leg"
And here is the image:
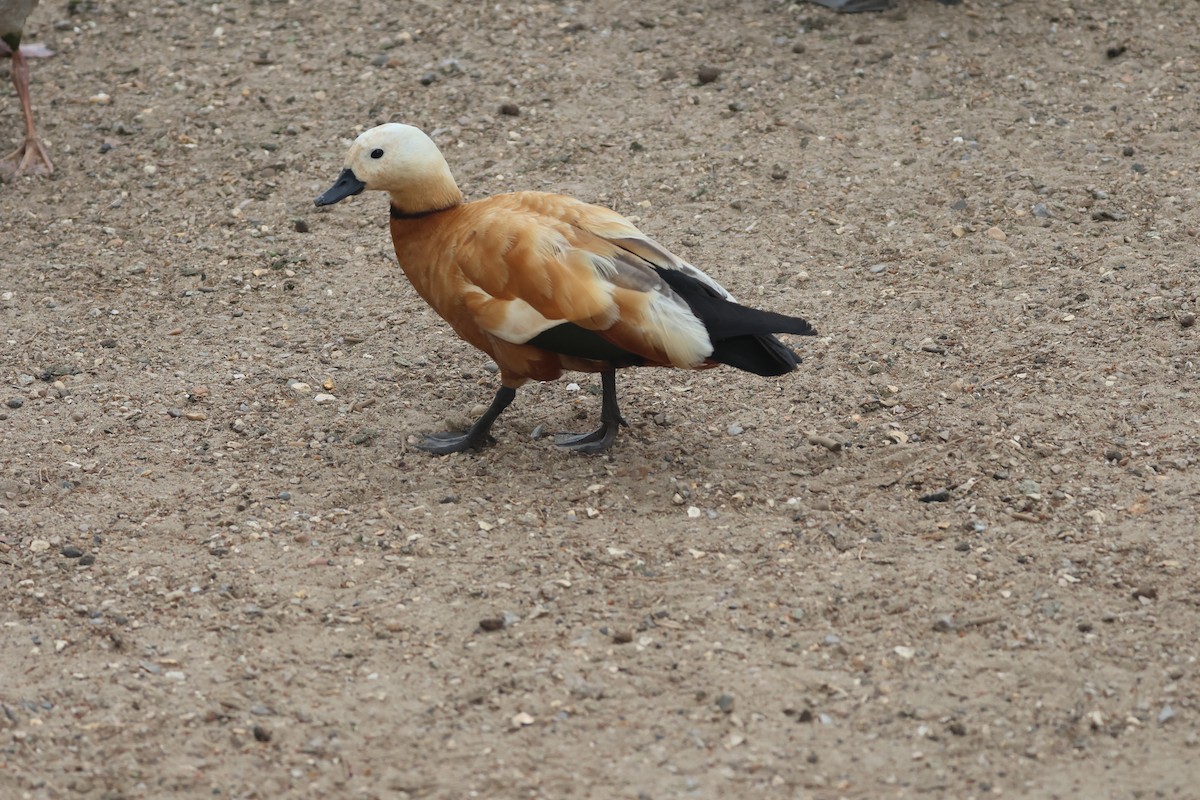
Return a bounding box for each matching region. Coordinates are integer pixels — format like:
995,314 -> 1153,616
417,386 -> 517,454
555,369 -> 627,453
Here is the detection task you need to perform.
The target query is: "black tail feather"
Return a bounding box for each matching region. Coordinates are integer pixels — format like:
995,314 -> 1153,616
653,267 -> 816,376
710,334 -> 802,376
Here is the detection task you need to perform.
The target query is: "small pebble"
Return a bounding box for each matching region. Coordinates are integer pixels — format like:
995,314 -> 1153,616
1158,705 -> 1175,725
1179,312 -> 1196,329
697,65 -> 721,84
479,617 -> 505,632
716,694 -> 735,713
612,629 -> 633,644
499,102 -> 520,117
919,489 -> 951,503
985,226 -> 1006,241
61,545 -> 84,558
252,724 -> 273,742
1122,145 -> 1134,157
727,423 -> 744,436
5,397 -> 22,409
293,219 -> 310,233
1032,203 -> 1050,218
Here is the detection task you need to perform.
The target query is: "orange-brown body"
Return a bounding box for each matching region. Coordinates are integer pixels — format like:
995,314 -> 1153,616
388,192 -> 719,389
315,123 -> 814,453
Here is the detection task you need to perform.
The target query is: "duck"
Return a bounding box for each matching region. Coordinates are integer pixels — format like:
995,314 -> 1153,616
315,123 -> 816,454
0,0 -> 54,179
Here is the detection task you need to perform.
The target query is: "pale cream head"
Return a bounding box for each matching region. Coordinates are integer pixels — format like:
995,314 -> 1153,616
318,123 -> 463,214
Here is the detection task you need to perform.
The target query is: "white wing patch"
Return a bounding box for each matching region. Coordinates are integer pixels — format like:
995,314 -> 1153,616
466,287 -> 565,345
642,292 -> 714,368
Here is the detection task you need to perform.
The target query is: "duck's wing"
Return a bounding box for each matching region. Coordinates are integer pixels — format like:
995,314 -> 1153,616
452,193 -> 714,369
566,196 -> 816,377
563,199 -> 738,303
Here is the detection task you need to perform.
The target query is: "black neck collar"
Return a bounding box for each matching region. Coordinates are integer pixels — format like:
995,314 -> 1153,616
390,205 -> 453,221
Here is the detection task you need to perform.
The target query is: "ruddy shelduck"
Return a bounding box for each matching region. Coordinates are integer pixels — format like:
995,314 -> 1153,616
315,123 -> 815,454
0,0 -> 54,179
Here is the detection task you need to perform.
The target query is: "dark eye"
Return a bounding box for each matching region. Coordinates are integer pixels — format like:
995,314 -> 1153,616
370,148 -> 384,159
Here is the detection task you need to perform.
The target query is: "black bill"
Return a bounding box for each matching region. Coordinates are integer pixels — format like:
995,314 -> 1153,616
314,168 -> 366,206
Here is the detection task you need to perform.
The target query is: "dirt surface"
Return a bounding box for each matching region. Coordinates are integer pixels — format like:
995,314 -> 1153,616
3,0 -> 1200,797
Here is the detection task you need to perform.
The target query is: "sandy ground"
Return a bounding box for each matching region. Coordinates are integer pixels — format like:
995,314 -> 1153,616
3,0 -> 1200,797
